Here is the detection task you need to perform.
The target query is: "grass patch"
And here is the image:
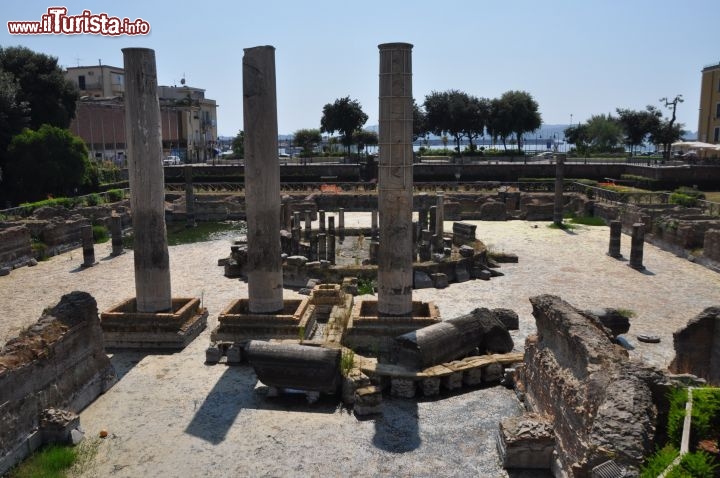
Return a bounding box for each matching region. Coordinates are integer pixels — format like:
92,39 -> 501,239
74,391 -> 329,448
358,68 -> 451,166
666,451 -> 718,478
9,445 -> 76,478
340,348 -> 355,377
123,221 -> 246,248
92,225 -> 109,244
356,278 -> 376,296
569,216 -> 606,226
615,308 -> 636,319
640,444 -> 679,478
667,387 -> 689,446
548,222 -> 576,231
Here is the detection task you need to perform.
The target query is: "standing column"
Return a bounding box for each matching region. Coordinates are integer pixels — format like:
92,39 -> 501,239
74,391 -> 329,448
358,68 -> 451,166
184,165 -> 196,228
428,206 -> 436,233
629,223 -> 645,270
317,233 -> 327,261
327,216 -> 336,265
123,48 -> 171,312
371,210 -> 379,239
291,211 -> 301,255
304,209 -> 312,241
553,155 -> 565,226
110,214 -> 124,256
338,208 -> 345,241
319,210 -> 326,233
608,220 -> 622,258
433,191 -> 445,251
243,45 -> 283,313
377,43 -> 414,317
418,207 -> 428,232
80,224 -> 96,268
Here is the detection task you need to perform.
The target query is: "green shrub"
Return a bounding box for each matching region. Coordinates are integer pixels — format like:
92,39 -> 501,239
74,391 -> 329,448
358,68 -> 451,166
667,387 -> 689,446
569,215 -> 606,226
340,348 -> 355,377
670,192 -> 698,207
84,193 -> 102,206
690,387 -> 720,442
666,451 -> 718,478
639,444 -> 679,478
357,278 -> 376,295
19,197 -> 79,215
92,225 -> 109,243
674,186 -> 706,200
31,240 -> 48,261
106,189 -> 125,202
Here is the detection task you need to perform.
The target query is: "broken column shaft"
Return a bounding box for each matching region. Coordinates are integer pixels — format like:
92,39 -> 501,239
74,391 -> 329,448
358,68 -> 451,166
377,42 -> 414,316
434,191 -> 445,250
243,45 -> 283,313
629,223 -> 645,270
184,165 -> 196,228
123,47 -> 172,312
80,224 -> 95,267
608,220 -> 622,258
553,155 -> 565,226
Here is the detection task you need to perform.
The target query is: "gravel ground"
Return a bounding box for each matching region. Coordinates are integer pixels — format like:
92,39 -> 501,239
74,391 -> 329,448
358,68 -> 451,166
1,214 -> 718,477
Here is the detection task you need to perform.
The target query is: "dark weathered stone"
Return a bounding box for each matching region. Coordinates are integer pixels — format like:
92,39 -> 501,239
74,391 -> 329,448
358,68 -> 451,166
669,306 -> 720,385
584,308 -> 631,338
492,308 -> 519,331
608,220 -> 622,258
629,223 -> 645,270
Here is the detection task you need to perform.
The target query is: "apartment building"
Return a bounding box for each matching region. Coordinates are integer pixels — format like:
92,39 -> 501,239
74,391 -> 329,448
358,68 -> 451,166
698,62 -> 720,144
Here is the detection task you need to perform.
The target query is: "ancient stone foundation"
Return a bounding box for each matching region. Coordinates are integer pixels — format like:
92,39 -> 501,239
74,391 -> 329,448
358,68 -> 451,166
212,298 -> 314,344
101,297 -> 208,350
513,295 -> 662,477
668,306 -> 720,385
0,292 -> 116,475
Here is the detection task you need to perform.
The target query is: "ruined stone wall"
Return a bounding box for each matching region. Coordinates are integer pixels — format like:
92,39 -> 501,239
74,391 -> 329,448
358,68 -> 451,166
0,225 -> 32,267
669,307 -> 720,385
0,292 -> 115,471
517,295 -> 658,476
704,229 -> 720,262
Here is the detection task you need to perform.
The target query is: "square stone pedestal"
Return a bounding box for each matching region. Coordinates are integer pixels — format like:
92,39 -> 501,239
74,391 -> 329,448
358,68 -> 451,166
101,297 -> 208,350
211,298 -> 315,343
497,413 -> 555,470
343,300 -> 440,356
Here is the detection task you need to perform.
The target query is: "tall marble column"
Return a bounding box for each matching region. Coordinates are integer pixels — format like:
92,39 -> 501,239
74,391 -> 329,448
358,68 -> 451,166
123,48 -> 172,312
434,191 -> 445,250
377,43 -> 414,317
243,46 -> 283,313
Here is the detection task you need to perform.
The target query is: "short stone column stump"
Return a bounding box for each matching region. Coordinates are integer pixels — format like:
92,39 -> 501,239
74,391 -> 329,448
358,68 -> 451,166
497,413 -> 555,470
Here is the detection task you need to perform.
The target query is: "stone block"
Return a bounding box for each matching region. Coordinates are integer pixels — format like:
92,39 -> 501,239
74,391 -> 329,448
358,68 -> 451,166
205,346 -> 222,364
414,270 -> 433,289
497,413 -> 555,469
430,273 -> 448,289
0,267 -> 10,276
480,201 -> 507,221
421,377 -> 441,396
286,255 -> 308,266
483,362 -> 504,383
390,378 -> 416,398
442,372 -> 462,390
477,269 -> 492,281
226,344 -> 243,364
342,370 -> 371,405
463,367 -> 483,386
459,245 -> 475,257
492,308 -> 519,331
455,264 -> 470,283
354,385 -> 382,416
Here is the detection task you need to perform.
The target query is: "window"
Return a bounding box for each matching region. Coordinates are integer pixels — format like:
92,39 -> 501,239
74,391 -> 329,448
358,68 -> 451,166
111,73 -> 124,86
717,103 -> 720,119
714,127 -> 719,143
78,75 -> 85,90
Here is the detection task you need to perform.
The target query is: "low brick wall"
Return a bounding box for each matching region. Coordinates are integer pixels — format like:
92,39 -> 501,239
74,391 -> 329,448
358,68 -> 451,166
0,225 -> 32,267
0,292 -> 115,474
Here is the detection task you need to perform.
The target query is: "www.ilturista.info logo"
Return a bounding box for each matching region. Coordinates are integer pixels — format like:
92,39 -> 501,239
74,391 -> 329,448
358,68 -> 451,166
7,7 -> 150,36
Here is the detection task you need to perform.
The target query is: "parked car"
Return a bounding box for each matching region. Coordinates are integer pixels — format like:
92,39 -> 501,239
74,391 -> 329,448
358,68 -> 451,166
163,155 -> 181,166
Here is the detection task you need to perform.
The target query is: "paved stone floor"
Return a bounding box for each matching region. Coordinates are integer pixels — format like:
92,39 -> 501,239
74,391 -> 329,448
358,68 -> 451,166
1,215 -> 718,477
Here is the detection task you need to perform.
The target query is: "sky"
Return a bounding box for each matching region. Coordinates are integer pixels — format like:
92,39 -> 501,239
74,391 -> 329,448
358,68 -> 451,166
2,0 -> 718,137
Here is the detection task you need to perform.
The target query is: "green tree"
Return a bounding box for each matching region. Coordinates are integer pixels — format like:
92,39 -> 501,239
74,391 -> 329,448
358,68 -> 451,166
352,129 -> 378,157
616,106 -> 662,155
463,96 -> 490,151
320,96 -> 368,154
5,125 -> 92,203
424,90 -> 475,153
656,95 -> 684,159
0,46 -> 77,130
0,70 -> 29,153
585,114 -> 623,152
495,90 -> 541,152
293,128 -> 322,156
564,123 -> 591,156
231,130 -> 244,158
412,99 -> 428,143
487,97 -> 513,150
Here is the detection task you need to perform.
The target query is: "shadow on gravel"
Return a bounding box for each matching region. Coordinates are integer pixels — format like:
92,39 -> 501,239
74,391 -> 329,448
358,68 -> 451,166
108,350 -> 151,382
372,398 -> 420,453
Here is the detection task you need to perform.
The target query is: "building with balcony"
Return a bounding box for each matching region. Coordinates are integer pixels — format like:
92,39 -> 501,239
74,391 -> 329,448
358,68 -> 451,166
698,62 -> 720,144
66,67 -> 218,164
65,64 -> 125,98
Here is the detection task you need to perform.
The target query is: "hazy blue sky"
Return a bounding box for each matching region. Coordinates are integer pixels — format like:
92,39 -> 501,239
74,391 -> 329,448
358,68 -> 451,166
2,0 -> 717,137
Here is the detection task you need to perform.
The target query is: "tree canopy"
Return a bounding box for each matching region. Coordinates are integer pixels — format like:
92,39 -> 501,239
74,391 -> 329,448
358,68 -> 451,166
231,130 -> 245,158
320,96 -> 368,153
352,129 -> 378,156
616,107 -> 661,155
293,128 -> 322,156
5,125 -> 92,203
0,46 -> 77,130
